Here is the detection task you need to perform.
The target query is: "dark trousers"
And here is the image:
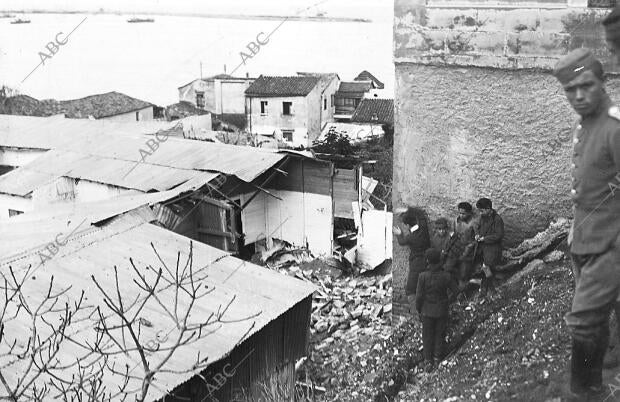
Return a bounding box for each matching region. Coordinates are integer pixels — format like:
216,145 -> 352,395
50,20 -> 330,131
565,241 -> 620,392
406,254 -> 426,295
422,315 -> 447,362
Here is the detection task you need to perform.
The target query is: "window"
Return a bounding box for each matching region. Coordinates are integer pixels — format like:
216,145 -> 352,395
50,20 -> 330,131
588,0 -> 616,6
8,209 -> 23,217
331,94 -> 334,107
282,130 -> 294,142
196,91 -> 205,108
344,98 -> 356,106
323,98 -> 327,110
135,111 -> 140,121
282,101 -> 292,116
260,100 -> 268,115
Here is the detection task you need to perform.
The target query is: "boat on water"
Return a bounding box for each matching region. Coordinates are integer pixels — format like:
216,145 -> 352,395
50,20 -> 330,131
10,19 -> 30,24
127,17 -> 154,23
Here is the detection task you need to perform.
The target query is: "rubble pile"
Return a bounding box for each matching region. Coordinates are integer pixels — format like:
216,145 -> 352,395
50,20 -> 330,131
263,256 -> 393,398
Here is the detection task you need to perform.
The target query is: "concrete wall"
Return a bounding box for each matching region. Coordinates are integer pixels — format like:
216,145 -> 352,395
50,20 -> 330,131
319,78 -> 340,131
306,87 -> 322,145
100,107 -> 154,122
215,80 -> 253,114
392,0 -> 620,310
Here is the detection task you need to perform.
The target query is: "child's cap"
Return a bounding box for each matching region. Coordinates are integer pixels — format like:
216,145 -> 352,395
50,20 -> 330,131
425,248 -> 441,264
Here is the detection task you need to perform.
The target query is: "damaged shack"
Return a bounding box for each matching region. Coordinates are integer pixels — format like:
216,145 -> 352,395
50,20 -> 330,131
0,114 -> 339,258
0,203 -> 316,401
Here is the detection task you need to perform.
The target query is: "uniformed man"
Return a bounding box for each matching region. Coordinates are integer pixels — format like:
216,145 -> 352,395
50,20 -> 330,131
600,6 -> 620,371
553,48 -> 620,400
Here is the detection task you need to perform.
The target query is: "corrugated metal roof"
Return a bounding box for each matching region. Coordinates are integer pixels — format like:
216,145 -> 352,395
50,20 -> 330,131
245,75 -> 320,97
0,217 -> 315,401
0,115 -> 288,183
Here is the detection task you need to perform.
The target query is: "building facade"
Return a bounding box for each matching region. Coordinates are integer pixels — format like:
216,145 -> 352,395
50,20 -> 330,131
178,74 -> 255,115
245,75 -> 339,148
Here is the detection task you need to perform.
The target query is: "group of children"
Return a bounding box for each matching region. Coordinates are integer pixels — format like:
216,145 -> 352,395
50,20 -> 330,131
393,198 -> 505,372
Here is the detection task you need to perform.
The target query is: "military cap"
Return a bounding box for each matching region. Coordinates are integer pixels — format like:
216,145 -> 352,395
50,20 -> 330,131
553,48 -> 603,85
476,197 -> 492,210
603,6 -> 620,43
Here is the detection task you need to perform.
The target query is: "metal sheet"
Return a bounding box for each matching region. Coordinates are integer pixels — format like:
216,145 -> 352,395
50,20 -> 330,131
0,115 -> 288,182
0,218 -> 315,402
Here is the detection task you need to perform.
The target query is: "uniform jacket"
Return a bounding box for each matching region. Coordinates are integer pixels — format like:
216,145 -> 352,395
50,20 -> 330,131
431,232 -> 451,255
453,216 -> 477,260
396,218 -> 431,259
474,210 -> 504,267
416,263 -> 459,317
570,94 -> 620,255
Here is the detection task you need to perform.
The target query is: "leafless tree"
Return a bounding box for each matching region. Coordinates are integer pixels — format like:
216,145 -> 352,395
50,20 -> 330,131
0,241 -> 260,402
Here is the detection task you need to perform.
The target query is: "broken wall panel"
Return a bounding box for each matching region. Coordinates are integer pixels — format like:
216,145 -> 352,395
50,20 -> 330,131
333,168 -> 360,219
271,158 -> 332,196
239,189 -> 333,256
240,191 -> 268,245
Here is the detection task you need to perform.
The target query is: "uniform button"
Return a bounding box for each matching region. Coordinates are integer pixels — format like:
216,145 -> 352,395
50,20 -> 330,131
577,124 -> 582,130
572,163 -> 577,169
571,189 -> 577,195
573,137 -> 579,144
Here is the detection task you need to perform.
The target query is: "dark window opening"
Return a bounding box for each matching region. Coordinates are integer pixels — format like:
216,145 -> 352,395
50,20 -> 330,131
282,130 -> 294,142
282,101 -> 292,116
588,0 -> 616,7
260,100 -> 268,114
135,111 -> 140,121
196,92 -> 205,108
323,98 -> 327,110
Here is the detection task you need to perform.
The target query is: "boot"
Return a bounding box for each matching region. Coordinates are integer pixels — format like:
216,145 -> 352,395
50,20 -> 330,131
605,302 -> 620,369
433,357 -> 441,370
570,338 -> 592,396
424,360 -> 434,373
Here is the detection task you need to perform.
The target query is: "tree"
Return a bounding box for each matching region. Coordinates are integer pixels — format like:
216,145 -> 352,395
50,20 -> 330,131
0,85 -> 19,99
0,241 -> 259,401
311,129 -> 354,156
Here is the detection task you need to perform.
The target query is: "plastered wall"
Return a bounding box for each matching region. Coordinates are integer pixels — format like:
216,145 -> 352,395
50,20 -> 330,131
392,0 -> 620,309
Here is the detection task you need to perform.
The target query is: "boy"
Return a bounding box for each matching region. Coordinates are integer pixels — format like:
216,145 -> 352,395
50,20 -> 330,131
473,198 -> 504,297
416,248 -> 459,372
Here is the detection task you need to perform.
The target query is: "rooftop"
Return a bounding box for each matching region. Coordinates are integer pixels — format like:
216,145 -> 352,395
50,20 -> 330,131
350,98 -> 394,125
354,70 -> 384,89
245,75 -> 320,97
0,213 -> 315,401
336,81 -> 374,95
1,91 -> 154,119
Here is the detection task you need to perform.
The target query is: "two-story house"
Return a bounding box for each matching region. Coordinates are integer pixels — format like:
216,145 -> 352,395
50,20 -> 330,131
178,74 -> 255,127
245,74 -> 339,148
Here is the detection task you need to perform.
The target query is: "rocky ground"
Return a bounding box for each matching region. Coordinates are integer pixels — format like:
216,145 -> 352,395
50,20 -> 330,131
283,221 -> 620,402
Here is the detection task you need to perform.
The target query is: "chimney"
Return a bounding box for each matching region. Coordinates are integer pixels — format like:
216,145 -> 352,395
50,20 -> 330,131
246,72 -> 249,78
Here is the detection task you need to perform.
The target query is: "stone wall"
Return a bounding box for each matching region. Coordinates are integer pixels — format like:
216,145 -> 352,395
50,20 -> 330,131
392,0 -> 620,312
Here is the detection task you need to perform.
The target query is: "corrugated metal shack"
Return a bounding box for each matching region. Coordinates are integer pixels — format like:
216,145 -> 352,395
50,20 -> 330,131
0,114 -> 337,257
0,204 -> 316,401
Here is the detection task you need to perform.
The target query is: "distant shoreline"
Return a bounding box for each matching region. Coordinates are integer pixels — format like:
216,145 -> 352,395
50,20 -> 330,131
0,9 -> 372,23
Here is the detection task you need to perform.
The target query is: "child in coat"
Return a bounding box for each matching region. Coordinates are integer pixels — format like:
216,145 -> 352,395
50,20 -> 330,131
416,248 -> 459,372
